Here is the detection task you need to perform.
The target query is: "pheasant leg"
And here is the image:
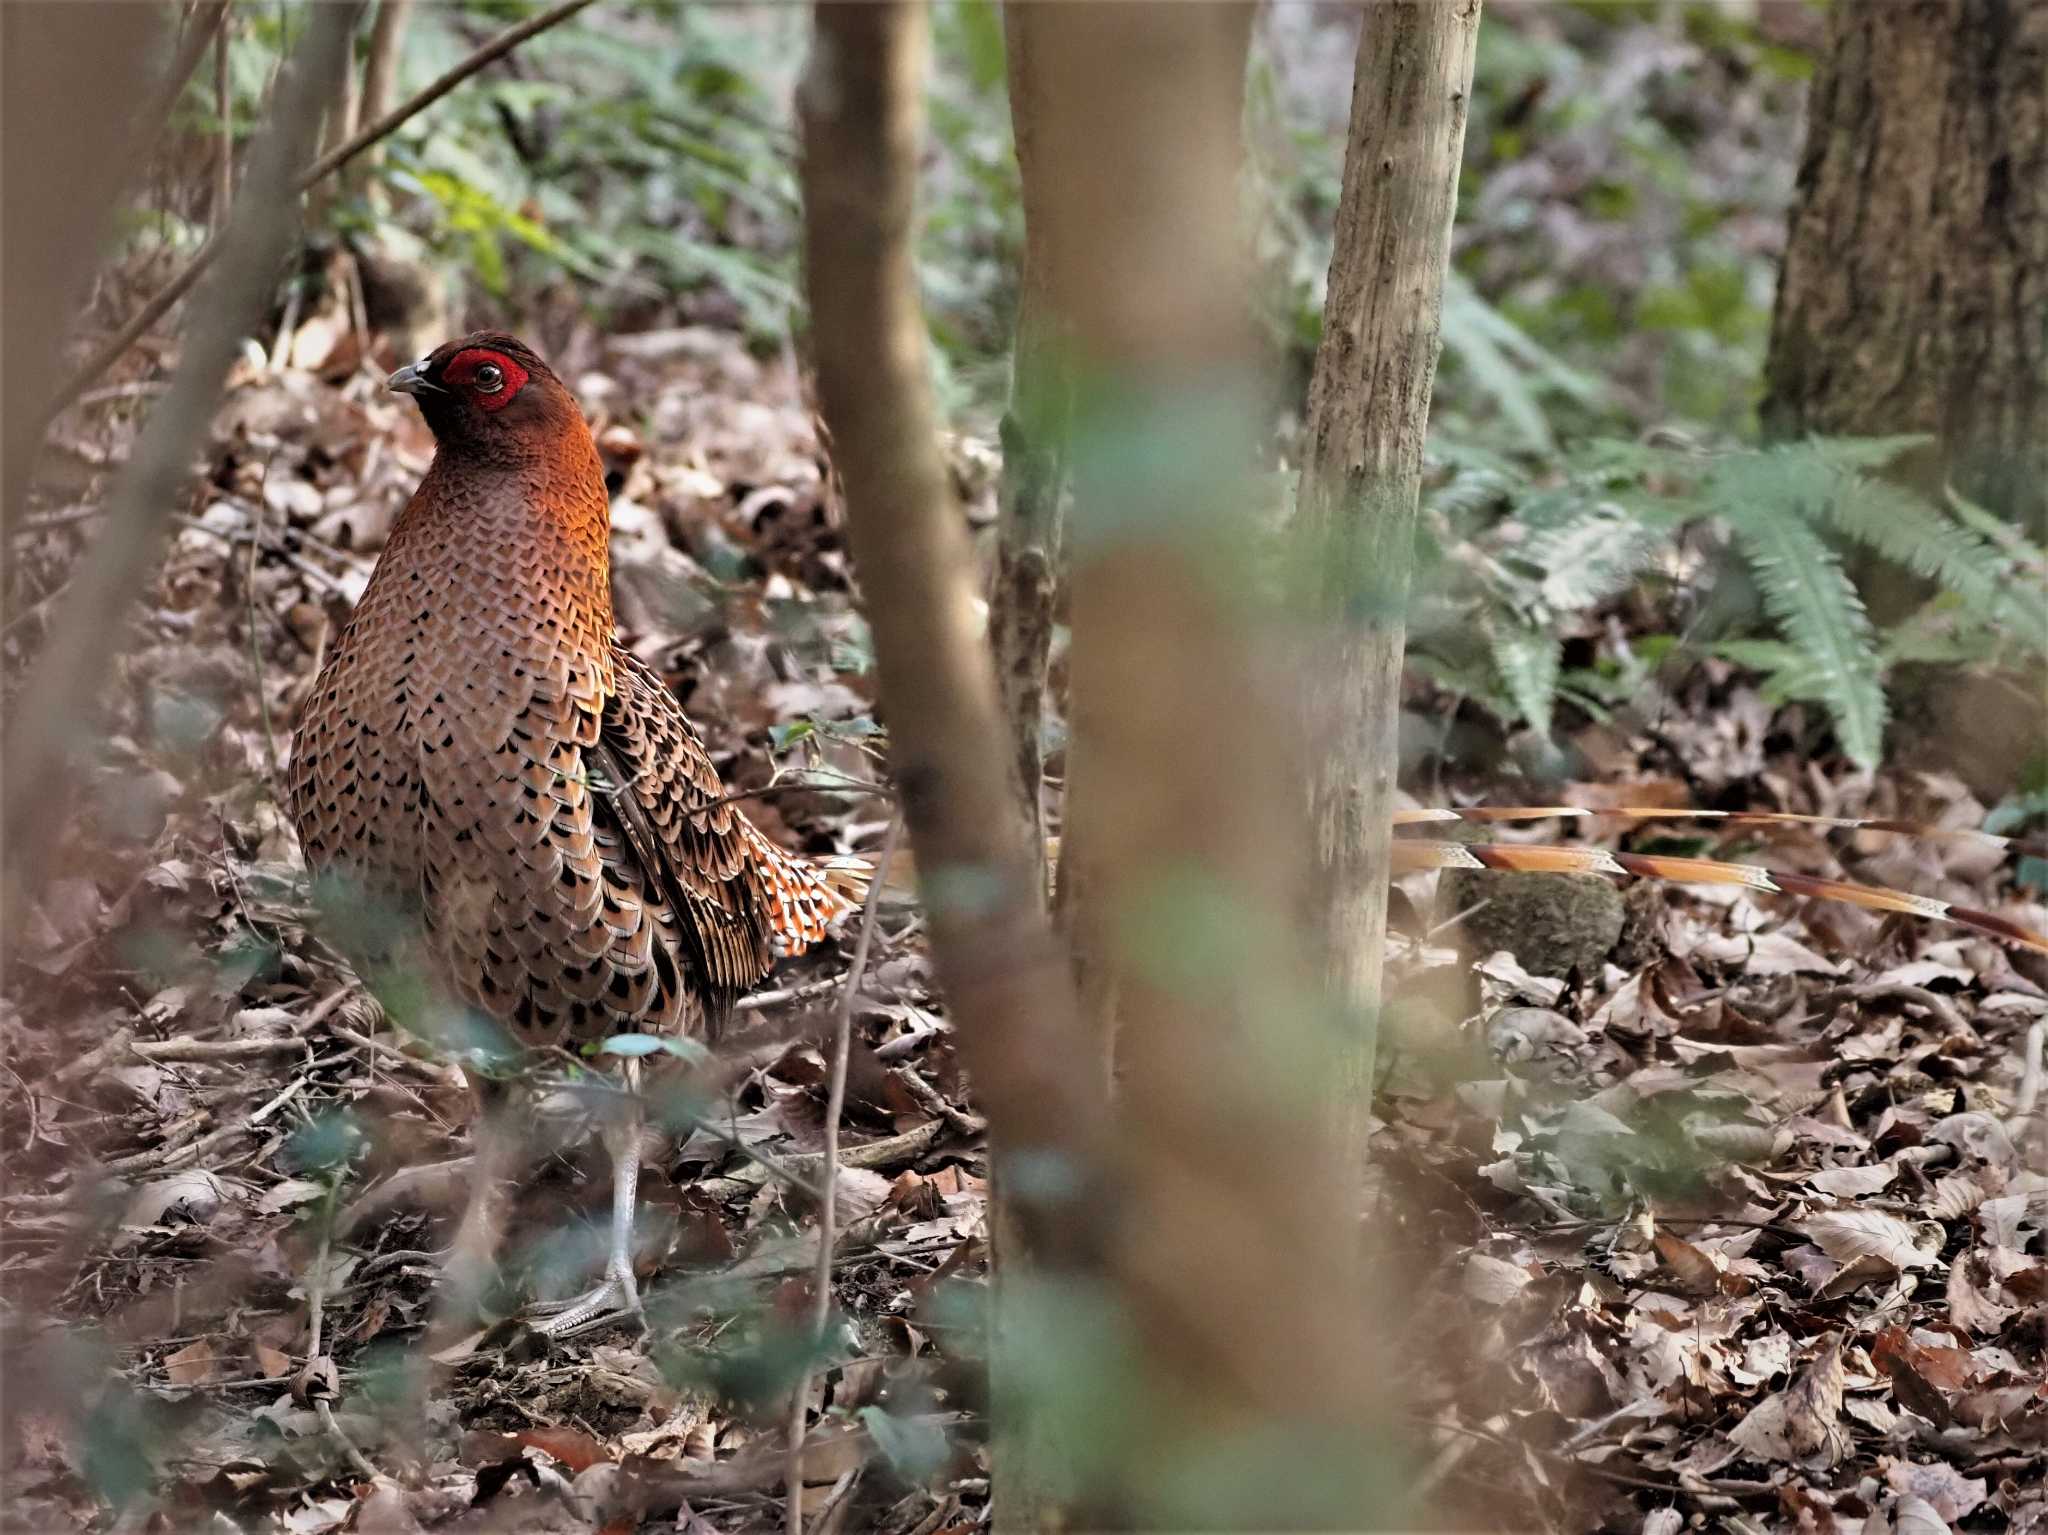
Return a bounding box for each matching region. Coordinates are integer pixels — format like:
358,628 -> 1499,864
530,1083 -> 647,1338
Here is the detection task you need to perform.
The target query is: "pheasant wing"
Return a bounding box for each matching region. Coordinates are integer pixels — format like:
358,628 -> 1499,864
598,651 -> 775,1013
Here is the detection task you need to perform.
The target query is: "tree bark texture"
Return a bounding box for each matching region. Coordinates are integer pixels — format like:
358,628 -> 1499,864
798,0 -> 1105,1281
1030,4 -> 1375,1520
1761,0 -> 2047,533
988,2 -> 1070,893
1297,0 -> 1482,1170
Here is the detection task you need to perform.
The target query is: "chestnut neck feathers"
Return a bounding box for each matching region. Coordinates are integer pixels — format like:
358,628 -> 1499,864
382,331 -> 613,643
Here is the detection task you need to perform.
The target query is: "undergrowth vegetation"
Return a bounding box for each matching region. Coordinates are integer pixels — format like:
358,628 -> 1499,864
158,0 -> 2035,788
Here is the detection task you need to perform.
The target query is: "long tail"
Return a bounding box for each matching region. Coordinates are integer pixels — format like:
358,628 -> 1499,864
1394,810 -> 2048,956
1394,804 -> 2048,861
757,809 -> 2048,958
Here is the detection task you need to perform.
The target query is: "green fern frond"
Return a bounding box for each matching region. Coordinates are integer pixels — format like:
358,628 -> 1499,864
1440,272 -> 1608,454
1817,475 -> 2045,652
1725,511 -> 1887,768
1802,434 -> 1935,474
1486,616 -> 1562,738
1514,502 -> 1668,612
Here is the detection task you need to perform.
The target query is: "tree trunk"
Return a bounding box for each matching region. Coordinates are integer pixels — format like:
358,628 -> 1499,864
1761,0 -> 2047,534
989,2 -> 1069,892
1296,1 -> 1482,1173
2,1 -> 365,920
797,10 -> 1109,1527
1032,4 -> 1375,1520
348,0 -> 413,203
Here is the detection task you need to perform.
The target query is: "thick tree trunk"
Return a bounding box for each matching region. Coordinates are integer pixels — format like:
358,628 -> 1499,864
797,11 -> 1108,1528
1761,0 -> 2047,533
1033,4 -> 1374,1520
1297,1 -> 1482,1171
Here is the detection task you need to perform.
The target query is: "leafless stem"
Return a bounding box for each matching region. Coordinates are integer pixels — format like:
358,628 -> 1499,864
151,0 -> 232,143
354,0 -> 416,196
785,817 -> 899,1535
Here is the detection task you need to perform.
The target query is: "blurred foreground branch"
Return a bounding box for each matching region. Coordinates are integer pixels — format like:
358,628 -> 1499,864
1298,0 -> 1483,1165
0,2 -> 164,538
2,2 -> 364,922
798,0 -> 1106,1276
1032,3 -> 1378,1520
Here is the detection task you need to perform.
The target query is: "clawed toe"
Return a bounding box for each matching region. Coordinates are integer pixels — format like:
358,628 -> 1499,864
527,1272 -> 645,1339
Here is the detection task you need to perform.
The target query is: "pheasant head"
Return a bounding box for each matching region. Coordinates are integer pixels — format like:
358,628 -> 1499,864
388,331 -> 590,468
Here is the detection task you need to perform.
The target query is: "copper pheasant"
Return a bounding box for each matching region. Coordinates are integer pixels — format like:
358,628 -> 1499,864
289,332 -> 862,1333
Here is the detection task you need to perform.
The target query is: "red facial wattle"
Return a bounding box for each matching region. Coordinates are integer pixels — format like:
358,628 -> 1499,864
441,347 -> 529,412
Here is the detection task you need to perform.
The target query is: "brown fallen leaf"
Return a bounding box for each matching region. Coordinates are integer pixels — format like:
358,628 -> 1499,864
1801,1209 -> 1938,1270
1944,1251 -> 2015,1334
1652,1231 -> 1721,1296
1883,1459 -> 1987,1522
164,1339 -> 219,1387
251,1340 -> 292,1379
1728,1333 -> 1847,1466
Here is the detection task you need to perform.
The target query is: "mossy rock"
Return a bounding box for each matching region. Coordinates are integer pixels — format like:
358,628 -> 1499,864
1439,867 -> 1625,979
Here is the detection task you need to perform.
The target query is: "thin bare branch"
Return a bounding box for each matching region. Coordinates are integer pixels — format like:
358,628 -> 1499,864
784,817 -> 900,1535
798,2 -> 1107,1280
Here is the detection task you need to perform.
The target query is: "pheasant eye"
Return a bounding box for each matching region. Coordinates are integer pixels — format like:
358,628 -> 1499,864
474,362 -> 505,395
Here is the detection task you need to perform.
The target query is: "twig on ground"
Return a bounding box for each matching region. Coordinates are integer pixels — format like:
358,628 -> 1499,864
299,1179 -> 380,1478
127,1036 -> 310,1063
737,975 -> 857,1014
100,1117 -> 251,1176
316,1401 -> 381,1480
889,1064 -> 986,1136
51,1025 -> 139,1086
785,816 -> 899,1535
695,1119 -> 945,1206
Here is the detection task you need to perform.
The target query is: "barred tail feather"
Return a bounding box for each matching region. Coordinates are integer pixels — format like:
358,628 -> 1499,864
741,824 -> 868,956
1394,838 -> 2048,956
1393,804 -> 2047,860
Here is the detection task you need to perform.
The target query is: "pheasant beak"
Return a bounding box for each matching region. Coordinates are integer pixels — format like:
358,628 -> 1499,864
386,360 -> 444,396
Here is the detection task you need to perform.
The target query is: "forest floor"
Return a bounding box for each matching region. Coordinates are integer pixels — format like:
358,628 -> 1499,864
5,313 -> 2047,1535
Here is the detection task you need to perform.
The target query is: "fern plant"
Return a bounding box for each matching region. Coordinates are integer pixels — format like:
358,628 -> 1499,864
1411,436 -> 2047,769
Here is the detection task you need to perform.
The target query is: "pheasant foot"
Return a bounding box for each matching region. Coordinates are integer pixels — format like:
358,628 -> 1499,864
527,1266 -> 644,1338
